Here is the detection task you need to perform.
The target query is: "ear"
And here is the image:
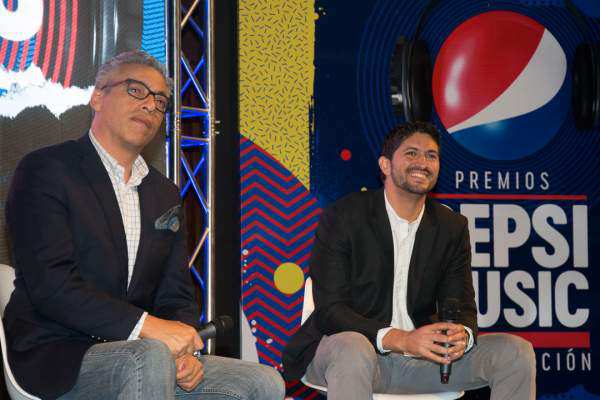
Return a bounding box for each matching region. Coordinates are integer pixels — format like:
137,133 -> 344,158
378,156 -> 391,178
89,88 -> 104,113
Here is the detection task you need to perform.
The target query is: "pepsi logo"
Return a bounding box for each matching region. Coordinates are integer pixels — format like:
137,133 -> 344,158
433,11 -> 569,160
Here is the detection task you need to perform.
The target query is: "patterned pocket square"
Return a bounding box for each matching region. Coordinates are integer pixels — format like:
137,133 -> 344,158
155,205 -> 182,232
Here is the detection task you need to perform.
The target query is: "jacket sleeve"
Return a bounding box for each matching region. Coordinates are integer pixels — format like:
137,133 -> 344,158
6,153 -> 144,340
435,217 -> 478,339
151,202 -> 200,329
309,205 -> 388,347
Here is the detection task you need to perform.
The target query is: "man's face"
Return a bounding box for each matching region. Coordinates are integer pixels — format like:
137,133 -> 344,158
90,64 -> 169,152
379,132 -> 440,196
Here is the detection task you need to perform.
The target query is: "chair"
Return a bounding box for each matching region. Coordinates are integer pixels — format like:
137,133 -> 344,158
0,264 -> 41,400
300,277 -> 463,400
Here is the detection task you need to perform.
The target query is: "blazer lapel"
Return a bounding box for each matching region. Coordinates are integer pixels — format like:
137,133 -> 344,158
78,135 -> 129,292
369,189 -> 395,288
407,198 -> 438,315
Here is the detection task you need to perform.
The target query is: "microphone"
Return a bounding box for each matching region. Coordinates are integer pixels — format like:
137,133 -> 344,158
439,298 -> 461,384
197,315 -> 234,340
193,315 -> 234,357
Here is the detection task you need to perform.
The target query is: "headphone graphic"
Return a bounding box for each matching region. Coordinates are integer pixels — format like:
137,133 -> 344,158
567,0 -> 600,130
389,0 -> 600,130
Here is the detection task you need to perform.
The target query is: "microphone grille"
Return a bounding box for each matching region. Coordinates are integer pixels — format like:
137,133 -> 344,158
214,315 -> 234,334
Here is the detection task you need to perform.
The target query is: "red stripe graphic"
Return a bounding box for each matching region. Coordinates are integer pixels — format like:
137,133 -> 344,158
0,40 -> 7,64
64,0 -> 77,86
6,0 -> 19,70
245,296 -> 302,324
241,156 -> 295,181
245,310 -> 296,337
256,349 -> 279,368
244,284 -> 300,312
242,207 -> 320,234
480,331 -> 590,348
42,0 -> 55,77
241,170 -> 301,193
33,16 -> 43,65
7,40 -> 19,71
241,194 -> 316,220
255,336 -> 282,357
19,39 -> 30,70
242,227 -> 317,253
0,1 -> 11,64
52,0 -> 67,83
430,193 -> 587,201
241,182 -> 308,206
246,258 -> 276,274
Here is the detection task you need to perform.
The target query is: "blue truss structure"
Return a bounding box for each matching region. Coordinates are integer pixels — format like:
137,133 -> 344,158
166,0 -> 214,351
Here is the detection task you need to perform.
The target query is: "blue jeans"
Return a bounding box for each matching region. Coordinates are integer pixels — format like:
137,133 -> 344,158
58,339 -> 285,400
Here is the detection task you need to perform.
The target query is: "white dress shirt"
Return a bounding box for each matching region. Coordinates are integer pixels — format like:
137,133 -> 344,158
375,192 -> 473,354
89,131 -> 148,339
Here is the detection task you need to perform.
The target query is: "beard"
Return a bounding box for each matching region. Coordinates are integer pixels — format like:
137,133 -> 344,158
390,166 -> 437,195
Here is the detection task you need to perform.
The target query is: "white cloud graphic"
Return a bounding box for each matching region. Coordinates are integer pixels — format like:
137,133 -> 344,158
0,65 -> 94,119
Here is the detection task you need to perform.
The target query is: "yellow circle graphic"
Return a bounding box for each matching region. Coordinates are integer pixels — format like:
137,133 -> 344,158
273,262 -> 305,295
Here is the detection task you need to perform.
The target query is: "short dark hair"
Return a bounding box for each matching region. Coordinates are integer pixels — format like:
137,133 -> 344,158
380,121 -> 441,159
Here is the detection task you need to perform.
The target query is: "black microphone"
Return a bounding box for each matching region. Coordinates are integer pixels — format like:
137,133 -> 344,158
197,315 -> 234,340
439,298 -> 461,384
193,316 -> 234,357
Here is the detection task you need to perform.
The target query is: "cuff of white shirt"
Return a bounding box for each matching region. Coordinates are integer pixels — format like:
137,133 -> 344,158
376,327 -> 394,353
463,325 -> 474,352
128,312 -> 148,340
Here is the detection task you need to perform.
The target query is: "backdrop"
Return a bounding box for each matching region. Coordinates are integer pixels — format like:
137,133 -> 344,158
238,1 -> 600,398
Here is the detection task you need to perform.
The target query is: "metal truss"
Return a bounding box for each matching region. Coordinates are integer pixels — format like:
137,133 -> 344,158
166,0 -> 215,353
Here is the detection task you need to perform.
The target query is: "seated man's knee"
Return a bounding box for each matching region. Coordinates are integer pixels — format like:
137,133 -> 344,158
133,340 -> 176,379
506,335 -> 535,373
486,334 -> 535,374
326,331 -> 377,367
104,339 -> 175,394
250,364 -> 285,400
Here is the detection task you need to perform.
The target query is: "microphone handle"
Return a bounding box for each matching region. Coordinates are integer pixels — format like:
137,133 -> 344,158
197,323 -> 217,340
440,356 -> 452,384
440,320 -> 454,384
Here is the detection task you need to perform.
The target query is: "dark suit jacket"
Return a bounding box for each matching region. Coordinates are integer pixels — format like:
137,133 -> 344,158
282,189 -> 477,380
3,135 -> 199,399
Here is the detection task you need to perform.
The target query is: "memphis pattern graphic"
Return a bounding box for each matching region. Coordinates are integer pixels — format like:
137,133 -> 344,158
240,135 -> 323,399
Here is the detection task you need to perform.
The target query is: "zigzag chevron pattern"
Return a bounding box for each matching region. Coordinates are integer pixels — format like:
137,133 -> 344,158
240,135 -> 324,399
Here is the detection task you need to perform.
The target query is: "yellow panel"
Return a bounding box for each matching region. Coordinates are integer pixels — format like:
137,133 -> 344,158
239,0 -> 317,188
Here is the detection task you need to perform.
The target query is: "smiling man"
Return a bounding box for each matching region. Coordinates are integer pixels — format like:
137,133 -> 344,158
283,122 -> 536,399
4,50 -> 284,400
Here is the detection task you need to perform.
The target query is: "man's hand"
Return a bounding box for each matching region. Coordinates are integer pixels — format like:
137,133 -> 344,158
140,315 -> 203,358
175,354 -> 204,392
444,324 -> 468,362
382,322 -> 467,364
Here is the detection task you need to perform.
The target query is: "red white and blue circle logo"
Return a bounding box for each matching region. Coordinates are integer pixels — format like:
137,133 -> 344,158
433,11 -> 569,160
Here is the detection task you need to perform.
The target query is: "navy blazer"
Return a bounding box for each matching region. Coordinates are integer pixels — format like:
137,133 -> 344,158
3,135 -> 199,399
282,189 -> 477,380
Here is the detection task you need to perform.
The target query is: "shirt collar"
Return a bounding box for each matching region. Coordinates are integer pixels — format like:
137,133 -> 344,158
89,130 -> 149,187
384,191 -> 425,227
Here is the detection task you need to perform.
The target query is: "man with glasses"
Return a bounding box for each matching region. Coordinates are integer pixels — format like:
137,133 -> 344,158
4,50 -> 284,400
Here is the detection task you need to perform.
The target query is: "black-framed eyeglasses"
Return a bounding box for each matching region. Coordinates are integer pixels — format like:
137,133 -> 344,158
101,78 -> 170,113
